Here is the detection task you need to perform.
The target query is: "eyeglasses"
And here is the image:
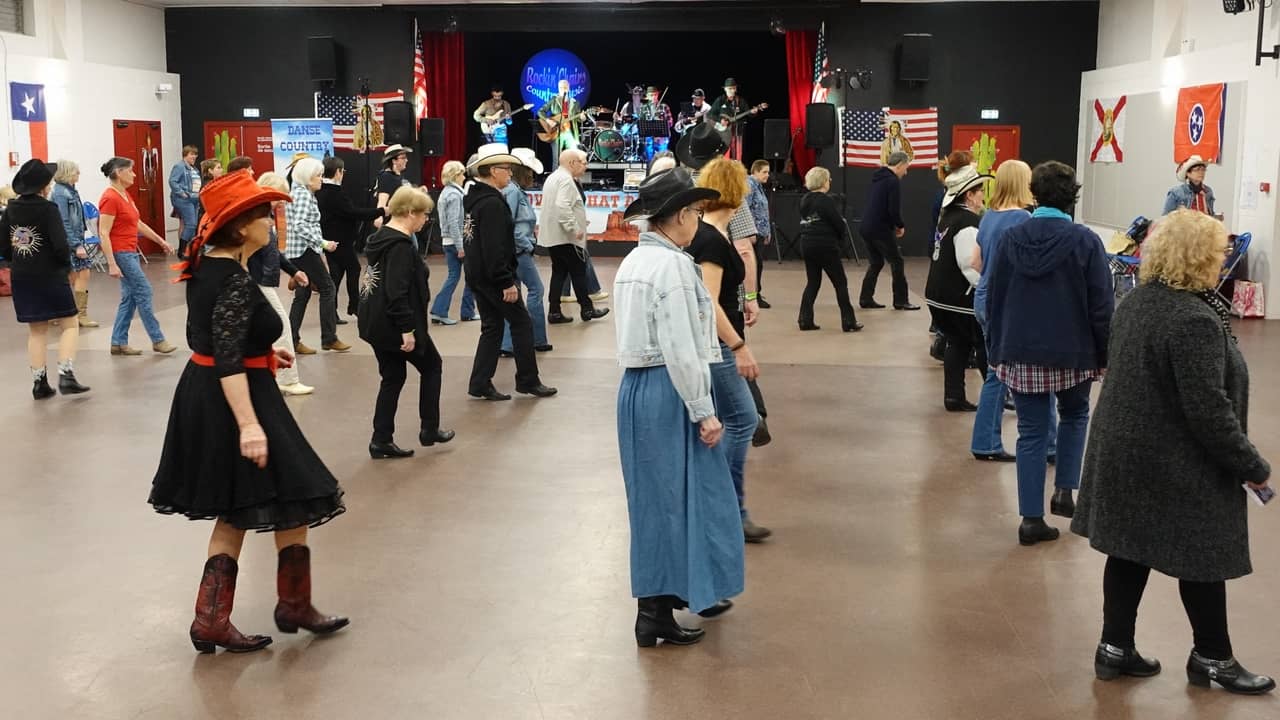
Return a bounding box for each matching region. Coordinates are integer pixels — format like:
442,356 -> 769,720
492,165 -> 513,174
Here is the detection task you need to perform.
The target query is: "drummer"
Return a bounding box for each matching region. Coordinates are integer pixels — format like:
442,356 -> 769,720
622,86 -> 674,132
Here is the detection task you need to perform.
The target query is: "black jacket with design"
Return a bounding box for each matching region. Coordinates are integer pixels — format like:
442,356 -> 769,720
462,181 -> 517,290
357,226 -> 430,351
0,195 -> 70,280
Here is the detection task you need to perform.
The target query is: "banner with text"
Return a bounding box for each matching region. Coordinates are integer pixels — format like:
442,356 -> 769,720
528,189 -> 639,242
270,118 -> 334,175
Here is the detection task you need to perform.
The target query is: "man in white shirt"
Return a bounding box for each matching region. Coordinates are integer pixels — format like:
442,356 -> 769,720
536,148 -> 609,324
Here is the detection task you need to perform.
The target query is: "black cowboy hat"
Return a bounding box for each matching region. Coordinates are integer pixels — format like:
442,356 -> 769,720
723,77 -> 738,88
675,121 -> 728,170
12,158 -> 57,196
623,167 -> 719,221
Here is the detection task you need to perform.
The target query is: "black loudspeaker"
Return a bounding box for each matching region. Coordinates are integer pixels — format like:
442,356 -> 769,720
419,118 -> 445,156
899,34 -> 932,82
307,37 -> 337,83
805,103 -> 836,148
382,101 -> 416,146
763,119 -> 791,160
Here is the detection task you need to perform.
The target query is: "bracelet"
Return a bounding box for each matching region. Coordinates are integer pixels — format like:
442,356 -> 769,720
729,340 -> 746,352
745,292 -> 758,301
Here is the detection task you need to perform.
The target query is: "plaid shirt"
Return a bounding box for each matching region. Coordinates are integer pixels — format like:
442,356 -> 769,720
746,177 -> 770,239
728,203 -> 758,242
284,183 -> 324,259
996,363 -> 1100,394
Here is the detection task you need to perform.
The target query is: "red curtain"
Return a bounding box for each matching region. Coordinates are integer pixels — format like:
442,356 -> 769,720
421,31 -> 467,189
785,29 -> 818,176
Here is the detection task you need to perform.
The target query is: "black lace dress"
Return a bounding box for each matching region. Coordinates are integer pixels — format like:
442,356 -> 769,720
149,257 -> 345,531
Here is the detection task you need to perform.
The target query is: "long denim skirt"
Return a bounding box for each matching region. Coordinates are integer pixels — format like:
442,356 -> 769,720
617,366 -> 745,613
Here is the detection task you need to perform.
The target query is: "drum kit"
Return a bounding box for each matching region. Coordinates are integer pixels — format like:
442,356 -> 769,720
582,110 -> 671,164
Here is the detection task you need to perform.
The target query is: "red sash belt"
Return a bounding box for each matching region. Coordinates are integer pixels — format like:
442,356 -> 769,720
191,352 -> 278,376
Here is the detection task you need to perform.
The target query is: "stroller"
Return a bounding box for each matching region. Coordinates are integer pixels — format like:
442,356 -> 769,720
1105,215 -> 1150,304
81,201 -> 109,273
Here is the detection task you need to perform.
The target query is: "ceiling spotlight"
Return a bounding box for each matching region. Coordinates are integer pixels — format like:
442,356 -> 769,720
444,15 -> 459,33
769,18 -> 785,36
851,68 -> 873,91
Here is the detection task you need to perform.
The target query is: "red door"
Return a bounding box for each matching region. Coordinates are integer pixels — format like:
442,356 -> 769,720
203,121 -> 274,176
112,119 -> 165,254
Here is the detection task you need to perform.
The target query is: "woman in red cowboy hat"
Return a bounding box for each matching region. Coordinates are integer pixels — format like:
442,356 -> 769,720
149,170 -> 348,654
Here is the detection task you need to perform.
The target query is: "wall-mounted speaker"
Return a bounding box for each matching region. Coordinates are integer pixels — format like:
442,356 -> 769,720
763,119 -> 791,160
420,118 -> 445,156
805,103 -> 836,148
307,36 -> 337,83
899,34 -> 932,82
382,101 -> 416,146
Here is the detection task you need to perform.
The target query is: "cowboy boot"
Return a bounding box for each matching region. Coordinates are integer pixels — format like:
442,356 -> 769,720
274,545 -> 349,635
634,596 -> 704,647
75,290 -> 99,328
189,554 -> 273,654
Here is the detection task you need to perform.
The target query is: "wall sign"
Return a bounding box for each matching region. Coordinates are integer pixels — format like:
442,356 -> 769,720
520,48 -> 591,108
269,118 -> 334,175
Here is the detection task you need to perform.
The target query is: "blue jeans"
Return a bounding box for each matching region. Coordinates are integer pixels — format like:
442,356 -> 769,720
111,252 -> 165,346
174,200 -> 198,242
971,368 -> 1058,456
1012,382 -> 1092,517
430,245 -> 475,320
561,251 -> 601,297
709,343 -> 759,520
502,252 -> 548,351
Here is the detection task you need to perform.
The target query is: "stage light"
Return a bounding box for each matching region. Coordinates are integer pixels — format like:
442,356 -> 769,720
444,15 -> 459,33
769,18 -> 785,36
851,68 -> 873,91
1223,0 -> 1246,14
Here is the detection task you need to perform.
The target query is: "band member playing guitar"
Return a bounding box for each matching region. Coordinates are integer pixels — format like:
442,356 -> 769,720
674,89 -> 712,135
537,79 -> 587,169
710,78 -> 763,160
473,86 -> 512,143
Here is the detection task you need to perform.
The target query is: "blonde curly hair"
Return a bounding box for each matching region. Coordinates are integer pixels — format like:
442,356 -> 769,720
696,157 -> 747,211
1140,209 -> 1228,291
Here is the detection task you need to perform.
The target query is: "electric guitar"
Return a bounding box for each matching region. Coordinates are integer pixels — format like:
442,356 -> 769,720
675,107 -> 711,135
479,103 -> 534,136
537,105 -> 606,143
713,103 -> 769,133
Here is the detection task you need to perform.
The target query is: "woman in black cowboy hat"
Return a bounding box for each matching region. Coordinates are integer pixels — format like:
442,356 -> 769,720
0,158 -> 90,398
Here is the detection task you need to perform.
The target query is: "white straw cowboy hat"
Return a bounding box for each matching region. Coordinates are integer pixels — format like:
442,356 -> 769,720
466,143 -> 524,174
510,147 -> 544,175
941,165 -> 993,208
1176,155 -> 1207,182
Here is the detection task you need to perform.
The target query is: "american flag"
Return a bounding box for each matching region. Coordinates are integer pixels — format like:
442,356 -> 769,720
811,22 -> 830,103
314,91 -> 403,151
839,107 -> 938,168
413,20 -> 428,120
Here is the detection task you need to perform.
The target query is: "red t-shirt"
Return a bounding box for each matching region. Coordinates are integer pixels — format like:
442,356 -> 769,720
98,188 -> 141,253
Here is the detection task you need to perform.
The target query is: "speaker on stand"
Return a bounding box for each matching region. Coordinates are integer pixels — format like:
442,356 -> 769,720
382,101 -> 416,146
307,37 -> 337,84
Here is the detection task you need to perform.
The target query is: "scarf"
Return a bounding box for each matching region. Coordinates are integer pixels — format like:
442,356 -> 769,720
1188,182 -> 1208,214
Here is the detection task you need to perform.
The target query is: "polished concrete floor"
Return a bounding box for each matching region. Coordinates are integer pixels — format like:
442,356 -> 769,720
4,255 -> 1280,720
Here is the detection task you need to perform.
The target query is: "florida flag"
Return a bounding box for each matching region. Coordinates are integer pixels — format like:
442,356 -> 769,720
1174,83 -> 1225,164
9,82 -> 47,161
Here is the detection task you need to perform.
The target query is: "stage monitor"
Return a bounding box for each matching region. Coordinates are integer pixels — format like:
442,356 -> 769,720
899,34 -> 932,82
307,37 -> 337,83
623,168 -> 645,190
520,49 -> 592,110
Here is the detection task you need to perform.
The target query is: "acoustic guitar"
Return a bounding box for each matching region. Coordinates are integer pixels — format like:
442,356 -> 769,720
537,105 -> 606,143
713,102 -> 769,133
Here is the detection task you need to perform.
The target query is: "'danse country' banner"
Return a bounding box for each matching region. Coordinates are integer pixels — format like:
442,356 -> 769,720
270,118 -> 334,175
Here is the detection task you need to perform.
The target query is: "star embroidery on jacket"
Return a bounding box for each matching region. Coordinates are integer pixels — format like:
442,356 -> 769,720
360,262 -> 381,299
462,214 -> 475,246
11,226 -> 42,258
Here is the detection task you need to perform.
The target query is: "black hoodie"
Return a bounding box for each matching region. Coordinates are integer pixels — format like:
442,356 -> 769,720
463,180 -> 517,290
357,225 -> 430,351
858,166 -> 905,236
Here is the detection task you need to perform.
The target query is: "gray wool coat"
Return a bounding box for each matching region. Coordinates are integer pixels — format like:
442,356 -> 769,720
1071,282 -> 1269,582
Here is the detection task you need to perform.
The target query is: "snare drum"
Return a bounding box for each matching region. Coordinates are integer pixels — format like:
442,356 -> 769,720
593,129 -> 626,163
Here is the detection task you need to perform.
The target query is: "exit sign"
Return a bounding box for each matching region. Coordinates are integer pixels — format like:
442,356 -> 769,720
980,108 -> 1000,120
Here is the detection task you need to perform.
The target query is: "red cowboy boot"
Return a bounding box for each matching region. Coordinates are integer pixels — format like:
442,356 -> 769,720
274,545 -> 350,634
189,554 -> 273,654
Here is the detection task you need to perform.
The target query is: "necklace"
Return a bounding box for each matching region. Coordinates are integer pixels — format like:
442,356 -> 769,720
1196,289 -> 1237,344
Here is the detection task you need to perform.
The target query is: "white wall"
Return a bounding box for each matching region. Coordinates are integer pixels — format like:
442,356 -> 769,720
1084,0 -> 1280,316
0,0 -> 181,236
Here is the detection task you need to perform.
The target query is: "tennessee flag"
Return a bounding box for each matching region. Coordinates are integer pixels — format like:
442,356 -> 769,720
9,82 -> 48,161
1173,83 -> 1225,163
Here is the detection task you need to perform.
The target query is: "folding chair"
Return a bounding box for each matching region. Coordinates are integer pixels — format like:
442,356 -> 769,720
1216,232 -> 1250,313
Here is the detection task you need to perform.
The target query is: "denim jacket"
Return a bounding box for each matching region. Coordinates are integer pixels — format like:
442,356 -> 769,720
746,177 -> 770,238
168,162 -> 199,204
1162,182 -> 1215,216
614,231 -> 721,422
502,182 -> 536,253
438,183 -> 465,246
51,182 -> 86,249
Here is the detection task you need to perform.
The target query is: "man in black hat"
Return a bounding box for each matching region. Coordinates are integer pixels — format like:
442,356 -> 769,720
675,89 -> 712,135
473,86 -> 514,144
710,78 -> 757,160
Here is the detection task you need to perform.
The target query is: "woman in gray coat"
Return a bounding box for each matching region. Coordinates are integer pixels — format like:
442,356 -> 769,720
1072,209 -> 1273,694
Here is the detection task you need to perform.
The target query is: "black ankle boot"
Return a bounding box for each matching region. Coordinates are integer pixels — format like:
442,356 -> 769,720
798,314 -> 820,331
1050,488 -> 1075,518
32,374 -> 54,400
1187,651 -> 1277,694
1018,517 -> 1060,546
368,441 -> 414,459
635,596 -> 704,647
58,371 -> 90,395
1095,642 -> 1161,680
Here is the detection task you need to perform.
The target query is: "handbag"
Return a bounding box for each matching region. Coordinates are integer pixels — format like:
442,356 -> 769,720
1232,280 -> 1266,318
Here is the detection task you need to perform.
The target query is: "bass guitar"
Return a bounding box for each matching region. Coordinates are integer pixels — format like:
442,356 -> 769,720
713,102 -> 769,133
479,103 -> 534,136
537,105 -> 606,143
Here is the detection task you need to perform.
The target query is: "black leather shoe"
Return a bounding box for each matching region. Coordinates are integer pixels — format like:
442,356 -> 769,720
1047,454 -> 1057,466
32,376 -> 55,400
534,344 -> 554,352
860,300 -> 886,309
58,371 -> 90,395
515,383 -> 558,398
1095,643 -> 1162,680
548,312 -> 573,324
842,322 -> 864,332
420,429 -> 455,447
635,597 -> 704,647
752,416 -> 772,447
697,600 -> 733,618
1187,651 -> 1276,694
798,321 -> 821,331
973,451 -> 1016,462
1018,517 -> 1060,546
743,519 -> 772,543
469,386 -> 512,401
757,296 -> 772,309
581,307 -> 610,322
336,317 -> 348,325
944,399 -> 978,412
894,303 -> 922,311
369,442 -> 414,459
1051,488 -> 1075,518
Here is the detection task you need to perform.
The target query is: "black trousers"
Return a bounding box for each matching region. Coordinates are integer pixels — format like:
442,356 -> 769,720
288,249 -> 339,346
1102,555 -> 1232,660
327,242 -> 361,316
548,244 -> 596,315
469,284 -> 540,393
754,236 -> 768,294
859,230 -> 909,306
372,341 -> 442,443
932,309 -> 984,402
798,244 -> 856,326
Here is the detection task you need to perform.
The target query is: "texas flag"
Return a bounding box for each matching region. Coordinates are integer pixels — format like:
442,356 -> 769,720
9,82 -> 48,161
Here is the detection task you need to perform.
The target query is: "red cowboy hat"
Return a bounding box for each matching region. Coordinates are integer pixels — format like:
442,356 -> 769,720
175,169 -> 290,281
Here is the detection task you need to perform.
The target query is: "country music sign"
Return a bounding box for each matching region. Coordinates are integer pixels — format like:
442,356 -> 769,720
520,48 -> 592,109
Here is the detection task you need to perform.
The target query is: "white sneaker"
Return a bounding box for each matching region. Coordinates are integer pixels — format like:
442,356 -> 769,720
279,382 -> 315,396
589,290 -> 610,302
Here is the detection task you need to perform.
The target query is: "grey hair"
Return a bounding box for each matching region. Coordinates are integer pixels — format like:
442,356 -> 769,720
804,166 -> 831,191
559,148 -> 587,165
441,160 -> 467,185
887,151 -> 910,168
53,160 -> 79,185
290,157 -> 324,188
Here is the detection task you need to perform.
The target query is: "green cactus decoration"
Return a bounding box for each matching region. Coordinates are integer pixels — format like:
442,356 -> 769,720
212,130 -> 237,170
969,133 -> 999,206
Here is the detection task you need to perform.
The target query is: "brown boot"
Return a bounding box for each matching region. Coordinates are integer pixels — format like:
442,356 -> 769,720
75,290 -> 99,328
189,554 -> 272,654
274,544 -> 349,635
